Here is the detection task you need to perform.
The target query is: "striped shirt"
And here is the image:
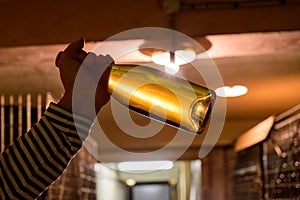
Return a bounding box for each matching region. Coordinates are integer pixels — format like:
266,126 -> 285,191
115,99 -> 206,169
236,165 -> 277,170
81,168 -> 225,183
0,103 -> 93,199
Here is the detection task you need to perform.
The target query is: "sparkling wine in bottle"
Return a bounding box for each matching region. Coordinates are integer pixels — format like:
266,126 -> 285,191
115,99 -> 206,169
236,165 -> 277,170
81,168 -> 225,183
107,64 -> 215,134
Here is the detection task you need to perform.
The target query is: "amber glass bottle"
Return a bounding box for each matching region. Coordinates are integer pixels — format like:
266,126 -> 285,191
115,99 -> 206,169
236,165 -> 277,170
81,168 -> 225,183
108,65 -> 215,134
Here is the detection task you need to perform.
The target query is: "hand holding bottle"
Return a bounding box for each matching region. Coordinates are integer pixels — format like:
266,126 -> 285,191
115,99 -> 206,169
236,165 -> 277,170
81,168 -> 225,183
55,37 -> 113,119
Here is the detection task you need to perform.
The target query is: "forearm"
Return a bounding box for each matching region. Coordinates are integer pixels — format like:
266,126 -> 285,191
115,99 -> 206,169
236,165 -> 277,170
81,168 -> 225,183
0,103 -> 93,200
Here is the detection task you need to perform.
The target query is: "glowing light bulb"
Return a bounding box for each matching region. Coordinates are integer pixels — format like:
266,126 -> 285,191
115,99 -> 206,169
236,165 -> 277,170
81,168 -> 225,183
152,49 -> 196,74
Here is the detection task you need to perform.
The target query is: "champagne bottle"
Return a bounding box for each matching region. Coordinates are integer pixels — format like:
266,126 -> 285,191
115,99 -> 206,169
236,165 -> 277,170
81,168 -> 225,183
107,64 -> 215,134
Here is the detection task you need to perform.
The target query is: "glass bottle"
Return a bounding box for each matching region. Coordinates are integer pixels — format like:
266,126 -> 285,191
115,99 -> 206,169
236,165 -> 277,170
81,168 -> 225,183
107,64 -> 215,134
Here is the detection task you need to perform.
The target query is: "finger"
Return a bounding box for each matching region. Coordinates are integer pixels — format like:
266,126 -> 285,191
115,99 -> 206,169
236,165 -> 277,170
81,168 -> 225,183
94,54 -> 114,69
83,52 -> 98,68
64,37 -> 85,54
104,54 -> 114,65
93,54 -> 113,77
63,37 -> 85,61
55,51 -> 63,67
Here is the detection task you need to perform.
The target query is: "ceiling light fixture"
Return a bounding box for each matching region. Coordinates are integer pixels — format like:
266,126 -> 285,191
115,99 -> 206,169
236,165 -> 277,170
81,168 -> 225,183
148,0 -> 212,75
215,85 -> 248,97
152,49 -> 196,74
139,37 -> 210,75
117,160 -> 174,172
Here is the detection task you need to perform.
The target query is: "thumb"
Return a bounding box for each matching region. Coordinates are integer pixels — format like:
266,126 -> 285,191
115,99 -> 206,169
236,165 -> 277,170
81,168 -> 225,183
65,37 -> 85,53
55,37 -> 87,67
63,37 -> 86,62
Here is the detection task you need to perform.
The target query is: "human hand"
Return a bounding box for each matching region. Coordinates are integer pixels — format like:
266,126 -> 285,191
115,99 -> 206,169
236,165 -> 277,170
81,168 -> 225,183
55,37 -> 113,118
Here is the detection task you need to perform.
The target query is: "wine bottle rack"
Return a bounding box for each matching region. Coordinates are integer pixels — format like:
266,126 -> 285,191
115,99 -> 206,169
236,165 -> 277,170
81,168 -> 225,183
234,104 -> 300,200
263,111 -> 300,199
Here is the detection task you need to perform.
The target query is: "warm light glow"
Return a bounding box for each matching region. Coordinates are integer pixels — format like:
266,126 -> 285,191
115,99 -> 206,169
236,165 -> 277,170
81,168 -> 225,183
215,85 -> 248,97
133,88 -> 178,113
125,179 -> 136,186
169,178 -> 178,186
152,50 -> 196,65
164,63 -> 179,75
152,49 -> 196,74
174,49 -> 196,64
118,160 -> 174,172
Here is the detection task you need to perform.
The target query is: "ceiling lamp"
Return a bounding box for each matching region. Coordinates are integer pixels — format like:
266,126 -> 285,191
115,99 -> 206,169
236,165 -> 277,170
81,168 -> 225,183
139,37 -> 211,75
215,85 -> 248,97
151,0 -> 213,75
152,49 -> 196,74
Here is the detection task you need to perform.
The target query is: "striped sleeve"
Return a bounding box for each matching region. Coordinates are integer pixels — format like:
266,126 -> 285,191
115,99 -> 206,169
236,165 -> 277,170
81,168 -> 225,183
0,103 -> 94,200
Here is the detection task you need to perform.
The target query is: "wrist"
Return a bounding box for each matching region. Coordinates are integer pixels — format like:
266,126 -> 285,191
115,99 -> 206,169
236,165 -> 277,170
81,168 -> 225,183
57,92 -> 99,120
57,93 -> 73,113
